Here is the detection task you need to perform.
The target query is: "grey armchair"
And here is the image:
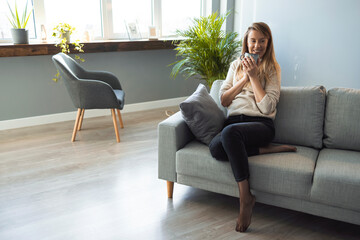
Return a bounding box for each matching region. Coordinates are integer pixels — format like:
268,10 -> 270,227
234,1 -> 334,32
52,53 -> 125,142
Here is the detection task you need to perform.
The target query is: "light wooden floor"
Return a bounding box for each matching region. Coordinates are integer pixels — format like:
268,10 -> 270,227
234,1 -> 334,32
0,107 -> 359,240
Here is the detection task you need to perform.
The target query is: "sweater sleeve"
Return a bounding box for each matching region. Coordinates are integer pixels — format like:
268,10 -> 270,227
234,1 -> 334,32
256,70 -> 281,115
219,60 -> 238,98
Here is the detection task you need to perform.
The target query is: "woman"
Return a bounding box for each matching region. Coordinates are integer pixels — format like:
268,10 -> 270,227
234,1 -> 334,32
209,22 -> 296,232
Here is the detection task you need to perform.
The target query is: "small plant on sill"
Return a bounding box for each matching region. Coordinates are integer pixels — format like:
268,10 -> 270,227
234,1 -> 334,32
6,0 -> 33,44
6,0 -> 32,29
52,23 -> 85,82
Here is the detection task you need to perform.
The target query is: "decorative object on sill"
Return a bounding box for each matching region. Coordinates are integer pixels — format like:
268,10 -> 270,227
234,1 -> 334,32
125,21 -> 142,40
148,26 -> 158,40
41,24 -> 47,43
6,0 -> 33,44
169,11 -> 241,89
83,31 -> 90,42
52,23 -> 85,82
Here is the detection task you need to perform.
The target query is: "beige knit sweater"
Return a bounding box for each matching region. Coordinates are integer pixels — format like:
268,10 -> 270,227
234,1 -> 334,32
219,58 -> 281,120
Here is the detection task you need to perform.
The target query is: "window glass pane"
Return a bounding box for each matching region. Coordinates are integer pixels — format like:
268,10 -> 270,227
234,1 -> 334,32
44,0 -> 102,41
0,0 -> 36,41
112,0 -> 152,39
162,0 -> 201,36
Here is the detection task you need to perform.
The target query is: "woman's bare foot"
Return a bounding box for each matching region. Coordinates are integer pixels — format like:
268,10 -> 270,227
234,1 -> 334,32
259,144 -> 297,154
236,195 -> 256,232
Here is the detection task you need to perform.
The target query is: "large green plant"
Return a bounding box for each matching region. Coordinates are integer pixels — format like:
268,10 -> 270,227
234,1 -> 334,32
170,12 -> 241,88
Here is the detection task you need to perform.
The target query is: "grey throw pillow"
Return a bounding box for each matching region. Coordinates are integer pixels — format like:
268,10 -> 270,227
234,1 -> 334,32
180,84 -> 225,145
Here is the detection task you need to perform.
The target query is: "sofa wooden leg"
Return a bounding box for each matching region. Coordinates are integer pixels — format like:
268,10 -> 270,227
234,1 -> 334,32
167,181 -> 174,198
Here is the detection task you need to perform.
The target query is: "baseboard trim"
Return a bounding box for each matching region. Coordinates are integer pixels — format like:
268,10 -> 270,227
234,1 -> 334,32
0,96 -> 186,131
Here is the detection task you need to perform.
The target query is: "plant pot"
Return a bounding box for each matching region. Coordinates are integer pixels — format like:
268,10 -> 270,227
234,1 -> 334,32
10,28 -> 29,44
60,31 -> 71,43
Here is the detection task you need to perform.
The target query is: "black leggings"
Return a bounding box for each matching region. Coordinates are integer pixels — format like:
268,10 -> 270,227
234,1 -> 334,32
209,115 -> 275,182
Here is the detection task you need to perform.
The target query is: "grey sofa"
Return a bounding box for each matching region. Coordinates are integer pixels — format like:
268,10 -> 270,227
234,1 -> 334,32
158,80 -> 360,225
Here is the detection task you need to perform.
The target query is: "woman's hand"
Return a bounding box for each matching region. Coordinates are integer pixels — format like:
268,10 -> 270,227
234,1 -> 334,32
242,57 -> 266,102
242,56 -> 259,78
221,74 -> 249,107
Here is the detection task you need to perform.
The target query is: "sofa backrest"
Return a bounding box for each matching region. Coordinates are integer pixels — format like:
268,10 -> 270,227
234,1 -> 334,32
323,88 -> 360,151
210,80 -> 227,116
273,86 -> 326,149
210,80 -> 326,149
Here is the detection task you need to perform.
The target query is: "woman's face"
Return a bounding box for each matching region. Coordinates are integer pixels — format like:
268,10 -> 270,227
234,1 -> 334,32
247,30 -> 269,59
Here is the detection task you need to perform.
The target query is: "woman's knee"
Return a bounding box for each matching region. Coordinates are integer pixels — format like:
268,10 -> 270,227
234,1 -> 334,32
221,124 -> 244,143
209,134 -> 228,161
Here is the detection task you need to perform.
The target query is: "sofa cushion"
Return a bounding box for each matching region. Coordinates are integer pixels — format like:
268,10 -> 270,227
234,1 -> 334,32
311,149 -> 360,211
180,84 -> 225,145
248,146 -> 318,200
323,88 -> 360,151
176,141 -> 318,200
273,86 -> 326,149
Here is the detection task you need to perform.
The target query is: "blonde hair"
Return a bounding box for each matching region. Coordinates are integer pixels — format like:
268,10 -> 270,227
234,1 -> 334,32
237,22 -> 281,86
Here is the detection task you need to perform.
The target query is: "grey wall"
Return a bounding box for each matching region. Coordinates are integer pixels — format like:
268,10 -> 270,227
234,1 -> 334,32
234,0 -> 360,89
0,50 -> 199,121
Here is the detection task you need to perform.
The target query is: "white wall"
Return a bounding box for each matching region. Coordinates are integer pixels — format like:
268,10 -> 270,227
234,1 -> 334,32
234,0 -> 360,89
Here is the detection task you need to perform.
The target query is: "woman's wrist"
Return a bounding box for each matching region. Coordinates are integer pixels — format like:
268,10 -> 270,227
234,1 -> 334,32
249,75 -> 266,102
235,76 -> 248,90
240,74 -> 249,84
249,74 -> 260,83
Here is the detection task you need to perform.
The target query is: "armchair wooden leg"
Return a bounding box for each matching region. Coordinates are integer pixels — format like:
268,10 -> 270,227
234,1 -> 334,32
72,108 -> 82,142
116,109 -> 124,129
111,109 -> 120,143
77,109 -> 85,131
167,181 -> 174,198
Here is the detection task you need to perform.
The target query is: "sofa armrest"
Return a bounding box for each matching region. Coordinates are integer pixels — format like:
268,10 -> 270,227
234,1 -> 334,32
158,111 -> 194,182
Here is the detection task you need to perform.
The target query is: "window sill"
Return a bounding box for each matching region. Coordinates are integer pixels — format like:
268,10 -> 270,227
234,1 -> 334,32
0,39 -> 180,57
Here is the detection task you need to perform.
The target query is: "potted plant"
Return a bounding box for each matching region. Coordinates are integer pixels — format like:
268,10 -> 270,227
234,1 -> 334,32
52,23 -> 85,82
6,0 -> 33,44
169,12 -> 241,88
52,23 -> 74,44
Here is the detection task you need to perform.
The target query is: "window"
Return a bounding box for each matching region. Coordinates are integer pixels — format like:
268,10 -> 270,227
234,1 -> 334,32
111,0 -> 152,39
43,0 -> 102,41
161,0 -> 202,36
0,0 -> 204,43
